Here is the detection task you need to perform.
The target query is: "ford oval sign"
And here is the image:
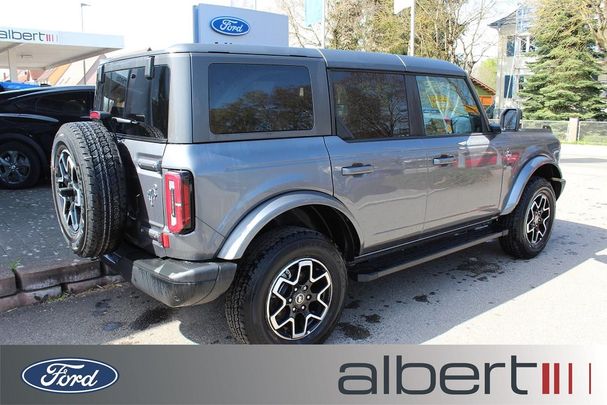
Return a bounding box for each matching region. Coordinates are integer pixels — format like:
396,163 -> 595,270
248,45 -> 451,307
210,16 -> 250,36
21,358 -> 118,394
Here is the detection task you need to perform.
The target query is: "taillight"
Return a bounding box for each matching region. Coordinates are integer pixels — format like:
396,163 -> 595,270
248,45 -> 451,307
164,171 -> 193,234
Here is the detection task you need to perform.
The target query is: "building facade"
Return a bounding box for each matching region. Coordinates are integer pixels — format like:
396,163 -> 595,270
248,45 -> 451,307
489,5 -> 535,115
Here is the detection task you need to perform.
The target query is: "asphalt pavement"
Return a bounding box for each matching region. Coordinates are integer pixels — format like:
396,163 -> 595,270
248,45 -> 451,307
0,143 -> 605,344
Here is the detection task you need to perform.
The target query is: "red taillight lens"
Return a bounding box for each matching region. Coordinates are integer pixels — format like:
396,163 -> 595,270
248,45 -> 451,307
90,111 -> 101,120
164,171 -> 193,234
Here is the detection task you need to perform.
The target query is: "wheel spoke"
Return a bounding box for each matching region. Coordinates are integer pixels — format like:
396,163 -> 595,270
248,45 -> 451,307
0,157 -> 10,167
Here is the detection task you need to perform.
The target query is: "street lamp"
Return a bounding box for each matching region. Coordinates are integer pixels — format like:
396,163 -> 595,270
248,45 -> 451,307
80,3 -> 91,84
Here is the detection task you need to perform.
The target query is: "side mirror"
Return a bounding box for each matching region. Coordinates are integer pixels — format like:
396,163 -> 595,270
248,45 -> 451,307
489,123 -> 501,134
500,108 -> 523,131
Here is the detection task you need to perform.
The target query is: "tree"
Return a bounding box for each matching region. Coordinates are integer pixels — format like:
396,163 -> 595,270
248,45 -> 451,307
576,0 -> 607,52
520,0 -> 607,120
473,57 -> 497,89
282,0 -> 495,73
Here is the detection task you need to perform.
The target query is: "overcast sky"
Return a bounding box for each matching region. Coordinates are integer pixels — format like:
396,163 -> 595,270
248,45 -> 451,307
1,0 -> 518,54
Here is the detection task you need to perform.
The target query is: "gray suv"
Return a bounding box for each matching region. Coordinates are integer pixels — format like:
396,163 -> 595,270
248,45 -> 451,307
51,44 -> 565,344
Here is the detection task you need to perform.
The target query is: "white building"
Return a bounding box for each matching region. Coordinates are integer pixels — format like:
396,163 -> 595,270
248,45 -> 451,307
489,5 -> 535,114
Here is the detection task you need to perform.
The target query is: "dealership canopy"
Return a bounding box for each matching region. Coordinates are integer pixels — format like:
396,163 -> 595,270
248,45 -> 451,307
0,27 -> 123,80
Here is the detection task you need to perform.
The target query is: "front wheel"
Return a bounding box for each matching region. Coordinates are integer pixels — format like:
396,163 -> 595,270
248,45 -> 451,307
225,227 -> 347,344
499,177 -> 556,259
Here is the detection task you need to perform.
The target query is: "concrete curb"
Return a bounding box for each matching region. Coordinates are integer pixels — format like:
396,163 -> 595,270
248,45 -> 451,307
0,260 -> 125,313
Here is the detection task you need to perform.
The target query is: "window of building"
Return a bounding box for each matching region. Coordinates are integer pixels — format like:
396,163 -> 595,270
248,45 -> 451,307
330,70 -> 409,140
518,75 -> 526,92
209,64 -> 313,135
416,76 -> 482,136
506,36 -> 516,57
504,75 -> 514,98
100,66 -> 170,139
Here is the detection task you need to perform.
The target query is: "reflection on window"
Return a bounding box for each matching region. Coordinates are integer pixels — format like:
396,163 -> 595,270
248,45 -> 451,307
100,67 -> 170,139
331,71 -> 409,140
416,76 -> 482,136
506,36 -> 516,57
209,64 -> 313,134
504,75 -> 514,98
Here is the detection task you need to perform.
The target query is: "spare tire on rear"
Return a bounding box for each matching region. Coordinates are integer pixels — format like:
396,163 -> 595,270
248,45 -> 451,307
51,121 -> 127,258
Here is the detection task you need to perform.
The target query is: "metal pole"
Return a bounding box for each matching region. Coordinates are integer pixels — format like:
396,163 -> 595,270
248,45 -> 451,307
80,3 -> 90,84
408,0 -> 415,56
321,0 -> 326,48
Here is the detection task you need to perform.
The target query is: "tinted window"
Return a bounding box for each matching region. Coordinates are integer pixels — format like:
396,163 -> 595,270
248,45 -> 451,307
35,92 -> 91,117
331,71 -> 409,140
504,75 -> 514,98
100,66 -> 170,139
416,76 -> 482,136
209,64 -> 313,134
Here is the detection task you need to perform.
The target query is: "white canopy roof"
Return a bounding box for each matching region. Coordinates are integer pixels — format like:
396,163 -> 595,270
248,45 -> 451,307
0,27 -> 123,79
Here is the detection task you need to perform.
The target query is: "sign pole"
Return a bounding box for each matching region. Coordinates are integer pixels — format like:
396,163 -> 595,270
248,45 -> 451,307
408,0 -> 415,56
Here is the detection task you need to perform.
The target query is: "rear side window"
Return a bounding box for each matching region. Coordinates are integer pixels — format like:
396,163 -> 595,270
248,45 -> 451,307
100,66 -> 170,139
416,76 -> 482,136
35,92 -> 91,117
209,64 -> 314,134
330,71 -> 410,140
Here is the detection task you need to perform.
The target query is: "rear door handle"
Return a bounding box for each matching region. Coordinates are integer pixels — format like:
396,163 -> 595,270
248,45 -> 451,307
341,164 -> 374,176
433,156 -> 457,166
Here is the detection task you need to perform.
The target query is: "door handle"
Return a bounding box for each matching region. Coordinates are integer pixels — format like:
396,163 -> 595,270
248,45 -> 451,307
341,164 -> 374,176
432,156 -> 457,166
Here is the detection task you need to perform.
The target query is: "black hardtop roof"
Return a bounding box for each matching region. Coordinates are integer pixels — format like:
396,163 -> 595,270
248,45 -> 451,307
103,43 -> 466,77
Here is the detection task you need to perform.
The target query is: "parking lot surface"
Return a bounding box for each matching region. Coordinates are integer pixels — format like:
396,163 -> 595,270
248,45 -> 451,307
0,144 -> 605,344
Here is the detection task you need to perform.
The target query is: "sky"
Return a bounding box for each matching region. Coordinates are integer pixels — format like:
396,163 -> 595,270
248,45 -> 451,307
0,0 -> 518,56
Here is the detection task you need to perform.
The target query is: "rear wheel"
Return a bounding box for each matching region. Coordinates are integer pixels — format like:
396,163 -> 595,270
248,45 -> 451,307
499,177 -> 556,259
225,227 -> 347,344
0,141 -> 41,189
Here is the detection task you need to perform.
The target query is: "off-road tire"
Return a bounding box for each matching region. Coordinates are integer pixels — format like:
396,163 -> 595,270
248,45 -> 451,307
51,121 -> 127,257
499,176 -> 556,259
0,140 -> 41,189
225,227 -> 348,344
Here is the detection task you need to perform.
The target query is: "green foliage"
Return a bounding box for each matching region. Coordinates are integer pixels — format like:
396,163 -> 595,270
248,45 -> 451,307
521,0 -> 607,120
474,58 -> 498,89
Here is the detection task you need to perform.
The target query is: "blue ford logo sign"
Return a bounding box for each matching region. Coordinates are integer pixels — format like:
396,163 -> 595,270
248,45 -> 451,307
210,16 -> 250,36
21,358 -> 118,394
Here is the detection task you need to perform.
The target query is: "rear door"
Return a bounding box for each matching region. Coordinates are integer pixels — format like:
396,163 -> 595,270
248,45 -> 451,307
96,59 -> 172,254
414,75 -> 504,232
325,70 -> 428,252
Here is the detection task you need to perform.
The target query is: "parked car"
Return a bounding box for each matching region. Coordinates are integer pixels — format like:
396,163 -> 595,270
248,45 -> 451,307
0,85 -> 94,188
51,45 -> 565,344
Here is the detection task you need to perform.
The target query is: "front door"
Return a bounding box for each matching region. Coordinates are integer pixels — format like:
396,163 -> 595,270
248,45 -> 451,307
414,75 -> 504,232
325,70 -> 428,252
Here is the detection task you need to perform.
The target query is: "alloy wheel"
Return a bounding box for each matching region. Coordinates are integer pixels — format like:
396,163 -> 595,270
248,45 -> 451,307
0,150 -> 31,185
525,191 -> 551,245
54,149 -> 83,233
266,258 -> 333,340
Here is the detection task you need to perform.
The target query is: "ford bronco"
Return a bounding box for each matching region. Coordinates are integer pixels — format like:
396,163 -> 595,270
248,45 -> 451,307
51,44 -> 564,344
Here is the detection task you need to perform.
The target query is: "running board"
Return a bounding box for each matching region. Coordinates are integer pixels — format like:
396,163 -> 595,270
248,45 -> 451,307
352,230 -> 508,282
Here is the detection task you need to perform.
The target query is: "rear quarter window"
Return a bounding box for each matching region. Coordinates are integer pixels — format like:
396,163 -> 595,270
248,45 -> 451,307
208,64 -> 314,135
100,66 -> 170,140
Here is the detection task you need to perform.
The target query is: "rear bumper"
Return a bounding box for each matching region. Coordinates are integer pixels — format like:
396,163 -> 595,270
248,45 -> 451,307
101,244 -> 237,307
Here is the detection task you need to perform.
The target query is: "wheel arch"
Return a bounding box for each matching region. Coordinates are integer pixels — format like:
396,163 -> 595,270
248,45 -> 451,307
502,155 -> 565,216
216,191 -> 363,261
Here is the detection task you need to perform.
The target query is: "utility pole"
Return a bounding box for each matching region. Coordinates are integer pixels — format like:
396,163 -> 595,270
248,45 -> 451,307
80,3 -> 91,85
408,0 -> 416,56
